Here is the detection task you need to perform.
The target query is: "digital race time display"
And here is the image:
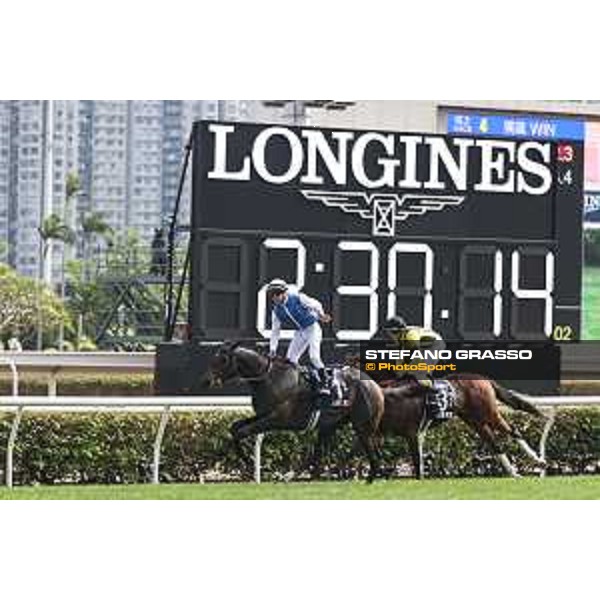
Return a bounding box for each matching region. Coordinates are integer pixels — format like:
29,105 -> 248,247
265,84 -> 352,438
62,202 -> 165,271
189,122 -> 583,344
254,238 -> 556,341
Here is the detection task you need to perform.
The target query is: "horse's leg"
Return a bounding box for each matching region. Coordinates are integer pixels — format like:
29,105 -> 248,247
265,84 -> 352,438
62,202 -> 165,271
231,413 -> 285,479
408,433 -> 426,480
513,430 -> 546,466
373,433 -> 393,479
373,433 -> 386,476
230,416 -> 259,474
310,427 -> 335,478
296,425 -> 335,480
355,429 -> 381,484
475,422 -> 520,478
494,414 -> 546,466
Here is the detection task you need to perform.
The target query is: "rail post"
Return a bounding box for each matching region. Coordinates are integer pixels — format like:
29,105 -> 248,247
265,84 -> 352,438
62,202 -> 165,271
254,433 -> 264,484
539,408 -> 557,478
152,407 -> 171,484
6,406 -> 23,488
47,369 -> 58,397
1,358 -> 20,488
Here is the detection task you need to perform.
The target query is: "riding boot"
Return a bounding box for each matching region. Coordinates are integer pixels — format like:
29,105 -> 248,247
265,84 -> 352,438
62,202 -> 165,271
415,377 -> 442,421
315,368 -> 332,410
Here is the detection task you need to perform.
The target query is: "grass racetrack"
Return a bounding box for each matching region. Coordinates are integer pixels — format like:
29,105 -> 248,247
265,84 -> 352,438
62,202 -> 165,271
0,476 -> 598,500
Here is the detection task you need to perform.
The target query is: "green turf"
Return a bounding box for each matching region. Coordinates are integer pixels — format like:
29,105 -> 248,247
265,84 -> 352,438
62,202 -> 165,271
0,476 -> 598,500
583,266 -> 600,340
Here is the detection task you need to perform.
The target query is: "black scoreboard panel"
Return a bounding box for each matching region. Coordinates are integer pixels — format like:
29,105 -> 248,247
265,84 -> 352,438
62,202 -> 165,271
189,121 -> 584,344
193,234 -> 578,342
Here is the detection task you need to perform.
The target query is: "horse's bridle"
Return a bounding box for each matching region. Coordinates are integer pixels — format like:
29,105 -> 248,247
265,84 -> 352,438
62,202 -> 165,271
237,354 -> 272,384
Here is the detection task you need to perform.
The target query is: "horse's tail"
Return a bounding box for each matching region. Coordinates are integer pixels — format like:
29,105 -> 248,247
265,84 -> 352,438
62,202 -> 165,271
491,381 -> 545,418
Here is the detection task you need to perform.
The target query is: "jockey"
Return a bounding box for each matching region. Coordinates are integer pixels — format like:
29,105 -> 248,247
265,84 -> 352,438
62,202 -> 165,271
382,315 -> 449,420
267,279 -> 333,408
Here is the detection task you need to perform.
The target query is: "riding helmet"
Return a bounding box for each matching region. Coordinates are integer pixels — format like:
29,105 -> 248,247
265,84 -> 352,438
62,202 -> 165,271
383,315 -> 407,331
267,278 -> 288,294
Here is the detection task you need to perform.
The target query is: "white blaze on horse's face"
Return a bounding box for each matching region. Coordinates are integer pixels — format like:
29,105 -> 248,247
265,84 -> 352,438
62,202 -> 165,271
206,365 -> 223,388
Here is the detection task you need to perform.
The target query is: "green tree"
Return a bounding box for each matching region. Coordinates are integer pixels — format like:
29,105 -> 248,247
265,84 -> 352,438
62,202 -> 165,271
37,212 -> 76,348
81,212 -> 113,273
58,173 -> 82,348
66,230 -> 163,347
66,211 -> 113,348
38,213 -> 76,257
65,172 -> 80,202
0,264 -> 70,343
82,212 -> 113,241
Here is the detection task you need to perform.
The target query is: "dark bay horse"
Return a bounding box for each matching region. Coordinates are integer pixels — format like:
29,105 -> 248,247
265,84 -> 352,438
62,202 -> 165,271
203,342 -> 385,482
379,374 -> 547,478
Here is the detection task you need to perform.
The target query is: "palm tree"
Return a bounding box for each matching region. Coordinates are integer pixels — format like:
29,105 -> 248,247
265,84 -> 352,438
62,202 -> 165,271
36,213 -> 75,349
82,211 -> 113,239
81,212 -> 113,276
38,214 -> 76,259
72,212 -> 113,347
57,173 -> 82,348
65,172 -> 80,204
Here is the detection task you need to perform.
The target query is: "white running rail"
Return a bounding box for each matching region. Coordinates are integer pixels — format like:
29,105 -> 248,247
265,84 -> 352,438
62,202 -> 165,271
0,351 -> 154,396
1,357 -> 599,488
0,393 -> 255,488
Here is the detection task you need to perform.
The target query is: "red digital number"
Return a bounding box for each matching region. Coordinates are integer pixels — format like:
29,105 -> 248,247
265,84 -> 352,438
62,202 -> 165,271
557,144 -> 574,163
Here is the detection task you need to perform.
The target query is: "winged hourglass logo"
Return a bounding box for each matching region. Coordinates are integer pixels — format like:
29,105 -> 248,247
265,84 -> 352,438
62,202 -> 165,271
300,190 -> 465,237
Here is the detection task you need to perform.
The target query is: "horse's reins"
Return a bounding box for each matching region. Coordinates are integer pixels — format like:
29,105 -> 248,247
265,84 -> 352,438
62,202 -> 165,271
236,355 -> 273,384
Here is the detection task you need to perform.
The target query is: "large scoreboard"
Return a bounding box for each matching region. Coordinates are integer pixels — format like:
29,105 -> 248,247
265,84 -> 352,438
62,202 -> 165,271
188,120 -> 583,345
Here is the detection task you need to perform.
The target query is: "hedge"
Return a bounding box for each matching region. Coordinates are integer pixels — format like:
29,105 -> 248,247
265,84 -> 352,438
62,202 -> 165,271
0,409 -> 598,485
0,374 -> 154,396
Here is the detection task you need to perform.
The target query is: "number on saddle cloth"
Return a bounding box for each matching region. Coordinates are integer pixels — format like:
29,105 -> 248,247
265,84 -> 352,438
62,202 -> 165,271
427,380 -> 456,421
305,366 -> 346,403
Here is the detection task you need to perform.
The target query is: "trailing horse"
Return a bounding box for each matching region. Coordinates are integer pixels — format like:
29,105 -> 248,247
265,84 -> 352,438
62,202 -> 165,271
202,341 -> 385,482
379,374 -> 547,478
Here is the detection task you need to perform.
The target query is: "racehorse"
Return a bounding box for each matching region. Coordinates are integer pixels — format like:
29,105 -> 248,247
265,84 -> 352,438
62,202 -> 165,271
378,374 -> 547,478
202,341 -> 385,482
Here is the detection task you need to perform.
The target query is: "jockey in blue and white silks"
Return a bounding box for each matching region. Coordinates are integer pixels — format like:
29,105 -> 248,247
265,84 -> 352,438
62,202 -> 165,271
267,279 -> 331,372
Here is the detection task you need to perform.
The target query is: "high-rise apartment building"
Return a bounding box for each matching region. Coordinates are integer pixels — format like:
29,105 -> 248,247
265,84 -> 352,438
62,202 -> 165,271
5,99 -> 600,283
1,100 -> 256,281
0,102 -> 10,265
78,100 -> 129,235
0,100 -> 79,280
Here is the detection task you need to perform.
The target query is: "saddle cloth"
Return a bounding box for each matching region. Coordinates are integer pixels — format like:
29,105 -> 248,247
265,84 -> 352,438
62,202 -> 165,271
426,380 -> 456,421
303,366 -> 349,407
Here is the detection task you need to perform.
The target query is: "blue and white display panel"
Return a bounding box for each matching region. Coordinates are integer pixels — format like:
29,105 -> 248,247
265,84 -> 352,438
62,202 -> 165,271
448,113 -> 585,141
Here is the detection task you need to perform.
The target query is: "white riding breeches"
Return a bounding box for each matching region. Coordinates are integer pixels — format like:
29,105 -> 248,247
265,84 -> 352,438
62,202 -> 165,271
286,322 -> 324,369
